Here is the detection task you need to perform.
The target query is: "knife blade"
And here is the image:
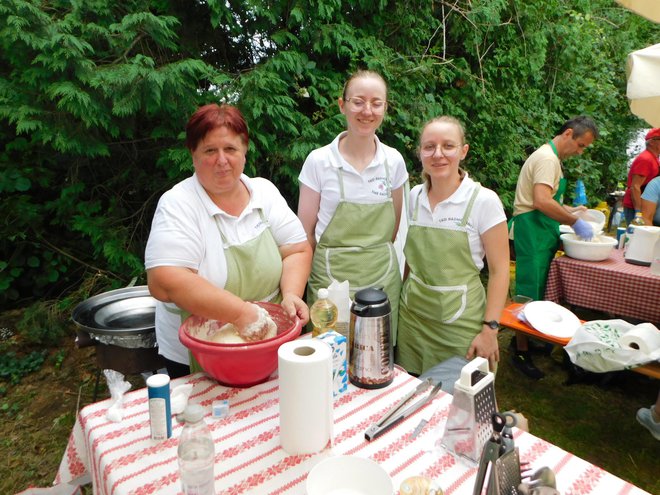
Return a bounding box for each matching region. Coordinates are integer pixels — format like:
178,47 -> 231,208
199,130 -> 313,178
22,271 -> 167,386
409,403 -> 438,439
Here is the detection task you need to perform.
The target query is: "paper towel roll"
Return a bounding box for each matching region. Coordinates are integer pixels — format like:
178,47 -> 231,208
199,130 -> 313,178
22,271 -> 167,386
618,323 -> 660,355
278,339 -> 333,455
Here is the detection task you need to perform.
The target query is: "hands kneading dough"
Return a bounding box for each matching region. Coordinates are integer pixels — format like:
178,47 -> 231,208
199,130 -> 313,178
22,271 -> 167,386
198,304 -> 277,344
236,304 -> 277,342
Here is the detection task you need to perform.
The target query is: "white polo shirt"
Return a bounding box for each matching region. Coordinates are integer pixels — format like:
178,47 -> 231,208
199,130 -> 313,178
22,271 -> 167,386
298,132 -> 409,242
145,173 -> 307,364
408,174 -> 506,269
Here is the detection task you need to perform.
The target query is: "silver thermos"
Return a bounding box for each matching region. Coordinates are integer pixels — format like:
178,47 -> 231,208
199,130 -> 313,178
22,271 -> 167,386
349,287 -> 393,389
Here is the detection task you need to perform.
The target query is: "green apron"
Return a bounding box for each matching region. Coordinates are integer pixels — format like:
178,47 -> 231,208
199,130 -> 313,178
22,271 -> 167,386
174,209 -> 283,372
395,184 -> 485,375
511,141 -> 568,301
307,163 -> 402,341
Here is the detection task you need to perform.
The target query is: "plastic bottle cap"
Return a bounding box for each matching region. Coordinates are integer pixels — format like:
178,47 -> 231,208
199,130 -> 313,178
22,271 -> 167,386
183,404 -> 204,423
318,288 -> 329,299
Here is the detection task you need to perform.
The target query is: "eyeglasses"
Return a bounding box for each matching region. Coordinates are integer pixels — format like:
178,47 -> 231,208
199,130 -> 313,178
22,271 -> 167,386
420,142 -> 461,157
345,97 -> 387,114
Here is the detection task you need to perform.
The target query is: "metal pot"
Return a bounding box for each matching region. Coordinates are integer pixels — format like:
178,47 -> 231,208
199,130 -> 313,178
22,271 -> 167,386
349,287 -> 393,389
72,286 -> 164,396
72,285 -> 158,349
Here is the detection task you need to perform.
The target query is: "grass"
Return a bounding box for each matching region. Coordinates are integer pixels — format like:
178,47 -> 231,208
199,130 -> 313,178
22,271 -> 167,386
495,326 -> 659,495
0,308 -> 658,495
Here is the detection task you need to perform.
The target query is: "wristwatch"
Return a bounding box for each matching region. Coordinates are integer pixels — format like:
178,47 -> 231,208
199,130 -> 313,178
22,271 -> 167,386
482,320 -> 500,330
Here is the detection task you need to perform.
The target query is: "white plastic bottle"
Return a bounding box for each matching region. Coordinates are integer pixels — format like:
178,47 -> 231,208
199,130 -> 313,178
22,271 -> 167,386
310,288 -> 338,337
178,404 -> 215,495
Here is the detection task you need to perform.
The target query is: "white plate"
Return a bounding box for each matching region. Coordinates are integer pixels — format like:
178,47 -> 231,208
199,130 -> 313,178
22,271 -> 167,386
306,455 -> 393,495
523,301 -> 581,339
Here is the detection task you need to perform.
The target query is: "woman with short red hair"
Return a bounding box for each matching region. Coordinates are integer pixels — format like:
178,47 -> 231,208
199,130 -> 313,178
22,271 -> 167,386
145,104 -> 312,377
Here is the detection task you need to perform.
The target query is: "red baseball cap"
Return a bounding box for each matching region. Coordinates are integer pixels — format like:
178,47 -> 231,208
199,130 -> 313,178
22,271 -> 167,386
645,128 -> 660,140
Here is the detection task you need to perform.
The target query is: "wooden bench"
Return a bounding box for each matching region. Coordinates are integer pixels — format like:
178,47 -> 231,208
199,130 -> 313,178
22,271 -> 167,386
501,302 -> 660,380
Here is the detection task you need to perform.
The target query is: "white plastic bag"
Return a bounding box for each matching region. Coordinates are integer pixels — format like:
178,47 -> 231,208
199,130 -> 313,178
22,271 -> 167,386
104,369 -> 131,422
565,320 -> 660,373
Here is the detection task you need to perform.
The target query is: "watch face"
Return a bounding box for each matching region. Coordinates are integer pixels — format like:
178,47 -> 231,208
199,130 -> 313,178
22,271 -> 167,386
485,320 -> 499,329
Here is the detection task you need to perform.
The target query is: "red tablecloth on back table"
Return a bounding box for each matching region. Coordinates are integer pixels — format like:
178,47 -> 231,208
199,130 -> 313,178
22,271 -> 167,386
545,249 -> 660,325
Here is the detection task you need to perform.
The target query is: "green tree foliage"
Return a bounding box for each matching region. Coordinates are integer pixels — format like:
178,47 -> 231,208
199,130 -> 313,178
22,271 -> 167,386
0,0 -> 658,307
0,0 -> 223,303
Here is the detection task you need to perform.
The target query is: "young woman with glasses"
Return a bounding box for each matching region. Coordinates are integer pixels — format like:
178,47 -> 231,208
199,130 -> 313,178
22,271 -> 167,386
297,70 -> 408,338
395,116 -> 509,378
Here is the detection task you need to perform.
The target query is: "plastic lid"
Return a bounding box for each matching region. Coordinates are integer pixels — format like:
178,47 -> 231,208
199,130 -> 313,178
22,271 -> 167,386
354,287 -> 388,305
318,288 -> 329,299
183,404 -> 204,423
146,373 -> 170,388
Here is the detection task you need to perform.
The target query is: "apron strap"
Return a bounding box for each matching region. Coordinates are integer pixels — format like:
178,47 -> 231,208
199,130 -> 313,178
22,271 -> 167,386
403,178 -> 410,216
458,184 -> 481,227
412,185 -> 423,223
384,158 -> 392,196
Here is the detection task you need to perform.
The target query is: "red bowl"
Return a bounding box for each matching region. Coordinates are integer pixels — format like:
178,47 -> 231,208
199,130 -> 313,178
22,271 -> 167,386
179,301 -> 302,387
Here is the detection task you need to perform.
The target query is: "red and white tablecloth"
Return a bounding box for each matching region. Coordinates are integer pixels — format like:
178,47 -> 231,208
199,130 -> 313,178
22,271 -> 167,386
55,370 -> 651,495
545,249 -> 660,325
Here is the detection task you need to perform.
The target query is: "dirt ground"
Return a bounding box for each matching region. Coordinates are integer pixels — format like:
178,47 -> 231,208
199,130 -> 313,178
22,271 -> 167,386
1,313 -> 658,494
0,313 -> 147,495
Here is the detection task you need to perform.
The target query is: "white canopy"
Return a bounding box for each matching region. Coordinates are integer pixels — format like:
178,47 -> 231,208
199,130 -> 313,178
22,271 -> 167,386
616,0 -> 660,23
626,43 -> 660,127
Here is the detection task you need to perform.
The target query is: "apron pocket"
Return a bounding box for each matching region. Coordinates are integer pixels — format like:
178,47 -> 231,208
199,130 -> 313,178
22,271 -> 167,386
403,274 -> 467,323
325,244 -> 396,291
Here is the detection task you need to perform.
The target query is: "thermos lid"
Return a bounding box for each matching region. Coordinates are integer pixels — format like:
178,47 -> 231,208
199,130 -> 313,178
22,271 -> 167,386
354,287 -> 388,305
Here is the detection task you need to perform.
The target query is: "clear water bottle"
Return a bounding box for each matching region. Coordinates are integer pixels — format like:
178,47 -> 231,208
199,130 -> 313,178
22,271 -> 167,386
310,288 -> 338,337
178,404 -> 215,495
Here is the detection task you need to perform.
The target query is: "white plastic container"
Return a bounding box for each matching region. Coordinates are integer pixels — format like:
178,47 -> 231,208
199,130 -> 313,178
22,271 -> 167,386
651,238 -> 660,276
146,374 -> 171,440
560,233 -> 617,261
577,208 -> 606,234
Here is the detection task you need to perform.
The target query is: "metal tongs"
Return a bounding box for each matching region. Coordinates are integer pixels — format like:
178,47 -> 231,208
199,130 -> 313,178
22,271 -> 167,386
365,378 -> 442,441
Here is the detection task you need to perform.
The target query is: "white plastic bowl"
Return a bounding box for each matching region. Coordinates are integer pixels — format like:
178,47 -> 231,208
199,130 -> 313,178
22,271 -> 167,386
306,455 -> 393,495
560,233 -> 617,261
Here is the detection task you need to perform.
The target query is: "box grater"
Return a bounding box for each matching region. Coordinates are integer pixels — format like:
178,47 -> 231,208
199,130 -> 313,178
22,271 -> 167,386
491,448 -> 522,495
438,357 -> 497,463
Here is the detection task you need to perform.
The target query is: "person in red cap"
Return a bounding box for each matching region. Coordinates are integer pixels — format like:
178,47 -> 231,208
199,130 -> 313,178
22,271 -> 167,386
623,128 -> 660,224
